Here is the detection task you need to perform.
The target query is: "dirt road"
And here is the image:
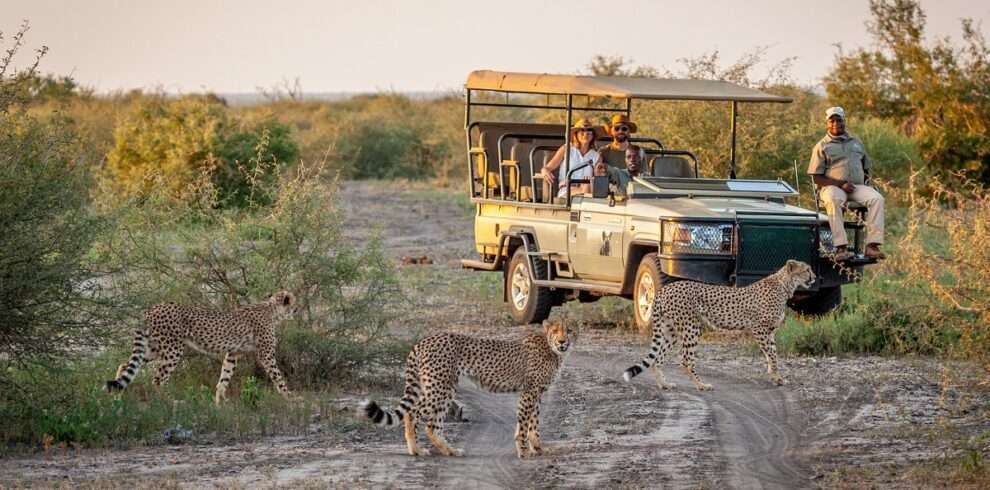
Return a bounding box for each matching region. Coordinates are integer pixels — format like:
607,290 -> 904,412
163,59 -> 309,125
2,181 -> 986,489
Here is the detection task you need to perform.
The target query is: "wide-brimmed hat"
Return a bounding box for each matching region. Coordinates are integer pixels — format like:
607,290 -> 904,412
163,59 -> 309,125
825,106 -> 845,121
570,118 -> 602,137
604,114 -> 638,135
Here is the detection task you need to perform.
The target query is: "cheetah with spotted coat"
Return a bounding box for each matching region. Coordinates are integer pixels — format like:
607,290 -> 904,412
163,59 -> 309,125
105,291 -> 295,405
362,319 -> 574,458
624,260 -> 815,390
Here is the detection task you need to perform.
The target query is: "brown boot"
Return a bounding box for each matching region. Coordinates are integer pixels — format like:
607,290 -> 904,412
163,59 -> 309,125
832,246 -> 854,262
865,243 -> 886,260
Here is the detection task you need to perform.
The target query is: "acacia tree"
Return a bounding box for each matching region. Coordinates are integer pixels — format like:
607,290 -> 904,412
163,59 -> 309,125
0,23 -> 116,382
824,0 -> 990,184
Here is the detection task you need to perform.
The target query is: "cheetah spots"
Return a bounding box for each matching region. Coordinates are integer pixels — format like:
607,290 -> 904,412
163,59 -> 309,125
366,327 -> 573,459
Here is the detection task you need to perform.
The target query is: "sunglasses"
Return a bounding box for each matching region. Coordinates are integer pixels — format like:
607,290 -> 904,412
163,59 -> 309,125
613,125 -> 630,131
577,128 -> 595,133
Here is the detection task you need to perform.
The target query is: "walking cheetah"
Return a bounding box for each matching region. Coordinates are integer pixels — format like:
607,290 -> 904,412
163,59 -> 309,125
362,319 -> 574,458
105,291 -> 295,405
623,260 -> 815,390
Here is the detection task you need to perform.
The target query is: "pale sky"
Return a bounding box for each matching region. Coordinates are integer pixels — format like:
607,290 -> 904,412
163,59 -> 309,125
3,0 -> 988,94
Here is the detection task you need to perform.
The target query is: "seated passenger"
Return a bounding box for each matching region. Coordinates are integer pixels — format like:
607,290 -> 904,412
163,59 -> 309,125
594,144 -> 643,196
598,114 -> 646,168
539,119 -> 599,198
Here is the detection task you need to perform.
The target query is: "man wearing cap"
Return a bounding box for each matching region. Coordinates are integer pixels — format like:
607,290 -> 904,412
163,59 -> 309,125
808,106 -> 886,261
599,114 -> 646,169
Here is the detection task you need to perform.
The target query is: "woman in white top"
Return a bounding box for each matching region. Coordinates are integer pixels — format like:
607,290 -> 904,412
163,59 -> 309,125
540,118 -> 600,198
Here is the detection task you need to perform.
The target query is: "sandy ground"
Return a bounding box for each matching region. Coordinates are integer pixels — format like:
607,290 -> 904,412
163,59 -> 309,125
2,180 -> 988,489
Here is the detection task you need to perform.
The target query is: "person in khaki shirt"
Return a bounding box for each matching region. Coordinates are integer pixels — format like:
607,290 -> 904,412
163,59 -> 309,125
598,114 -> 646,168
808,106 -> 886,261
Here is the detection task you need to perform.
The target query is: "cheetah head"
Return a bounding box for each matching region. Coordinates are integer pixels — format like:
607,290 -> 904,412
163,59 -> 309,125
268,290 -> 296,319
543,319 -> 575,355
784,260 -> 816,289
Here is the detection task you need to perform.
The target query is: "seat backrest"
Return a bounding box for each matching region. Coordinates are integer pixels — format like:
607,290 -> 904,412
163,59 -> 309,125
650,155 -> 695,178
509,140 -> 533,200
469,122 -> 566,199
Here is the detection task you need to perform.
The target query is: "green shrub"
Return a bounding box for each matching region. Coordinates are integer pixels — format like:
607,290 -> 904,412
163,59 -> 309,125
777,284 -> 962,357
93,156 -> 404,389
103,94 -> 298,208
1,350 -> 321,448
0,25 -> 117,385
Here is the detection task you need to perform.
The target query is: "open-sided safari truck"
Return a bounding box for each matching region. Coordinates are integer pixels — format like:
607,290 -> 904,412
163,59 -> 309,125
460,70 -> 875,328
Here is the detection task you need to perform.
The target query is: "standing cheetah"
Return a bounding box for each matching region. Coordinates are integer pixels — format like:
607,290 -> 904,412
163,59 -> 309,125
362,319 -> 574,458
624,260 -> 815,390
105,291 -> 295,405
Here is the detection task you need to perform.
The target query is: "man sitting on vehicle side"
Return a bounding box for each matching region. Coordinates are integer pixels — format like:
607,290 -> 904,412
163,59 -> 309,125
594,144 -> 643,197
808,106 -> 886,261
598,114 -> 646,168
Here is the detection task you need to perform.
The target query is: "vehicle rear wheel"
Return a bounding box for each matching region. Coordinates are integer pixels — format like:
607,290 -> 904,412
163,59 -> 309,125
632,253 -> 662,332
506,245 -> 553,324
788,285 -> 842,316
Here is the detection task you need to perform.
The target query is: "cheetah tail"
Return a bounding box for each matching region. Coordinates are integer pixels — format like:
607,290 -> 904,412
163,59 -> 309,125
361,354 -> 422,428
105,330 -> 148,392
623,303 -> 667,383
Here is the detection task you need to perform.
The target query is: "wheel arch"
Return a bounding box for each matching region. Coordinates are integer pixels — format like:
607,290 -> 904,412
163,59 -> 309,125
622,240 -> 660,295
501,227 -> 540,302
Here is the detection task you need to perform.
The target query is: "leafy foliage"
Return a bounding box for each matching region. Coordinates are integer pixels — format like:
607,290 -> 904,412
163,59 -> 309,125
0,22 -> 116,383
824,0 -> 990,184
103,94 -> 298,208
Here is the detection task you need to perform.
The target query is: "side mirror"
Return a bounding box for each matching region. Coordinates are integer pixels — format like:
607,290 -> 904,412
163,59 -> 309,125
592,175 -> 610,199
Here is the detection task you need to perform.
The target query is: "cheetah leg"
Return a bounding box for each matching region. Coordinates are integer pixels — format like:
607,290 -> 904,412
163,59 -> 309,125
651,319 -> 676,390
257,345 -> 291,399
755,328 -> 785,385
525,391 -> 545,456
679,322 -> 712,391
425,416 -> 462,457
420,384 -> 462,457
403,411 -> 429,456
652,364 -> 676,390
515,390 -> 541,458
153,341 -> 184,388
214,352 -> 241,405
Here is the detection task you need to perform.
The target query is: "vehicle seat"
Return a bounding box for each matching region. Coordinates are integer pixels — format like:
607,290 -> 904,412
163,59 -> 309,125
508,140 -> 533,201
650,155 -> 695,178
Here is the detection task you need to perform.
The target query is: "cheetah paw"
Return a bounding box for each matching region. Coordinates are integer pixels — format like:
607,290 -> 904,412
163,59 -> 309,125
411,447 -> 431,457
695,383 -> 713,391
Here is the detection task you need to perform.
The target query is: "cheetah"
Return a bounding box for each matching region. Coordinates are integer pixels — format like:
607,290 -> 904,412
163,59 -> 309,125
623,260 -> 815,390
362,319 -> 574,458
105,291 -> 295,405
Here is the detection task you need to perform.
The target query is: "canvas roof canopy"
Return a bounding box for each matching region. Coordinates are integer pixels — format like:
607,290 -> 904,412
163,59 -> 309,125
466,70 -> 792,103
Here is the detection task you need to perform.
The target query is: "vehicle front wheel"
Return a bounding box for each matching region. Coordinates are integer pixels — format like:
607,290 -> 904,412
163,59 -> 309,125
632,253 -> 662,332
788,285 -> 842,316
506,245 -> 553,324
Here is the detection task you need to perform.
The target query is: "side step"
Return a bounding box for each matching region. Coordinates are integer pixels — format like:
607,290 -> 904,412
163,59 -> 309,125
531,278 -> 623,295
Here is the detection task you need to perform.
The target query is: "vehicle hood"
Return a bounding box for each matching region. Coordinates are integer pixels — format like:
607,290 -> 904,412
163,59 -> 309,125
628,196 -> 822,221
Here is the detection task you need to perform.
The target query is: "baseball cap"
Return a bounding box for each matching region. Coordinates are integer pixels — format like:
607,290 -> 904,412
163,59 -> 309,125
825,106 -> 845,120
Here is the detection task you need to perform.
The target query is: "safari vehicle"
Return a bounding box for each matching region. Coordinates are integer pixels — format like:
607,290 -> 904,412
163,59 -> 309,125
459,70 -> 875,328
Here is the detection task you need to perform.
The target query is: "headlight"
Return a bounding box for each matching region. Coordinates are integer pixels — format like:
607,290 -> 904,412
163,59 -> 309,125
662,222 -> 733,255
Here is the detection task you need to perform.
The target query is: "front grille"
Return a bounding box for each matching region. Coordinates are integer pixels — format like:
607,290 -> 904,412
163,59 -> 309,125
737,223 -> 816,275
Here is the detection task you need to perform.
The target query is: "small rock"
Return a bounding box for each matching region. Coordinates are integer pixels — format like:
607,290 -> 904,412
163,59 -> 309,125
162,426 -> 193,444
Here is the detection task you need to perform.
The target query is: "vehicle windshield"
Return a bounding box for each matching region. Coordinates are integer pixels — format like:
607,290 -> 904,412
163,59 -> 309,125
637,177 -> 796,194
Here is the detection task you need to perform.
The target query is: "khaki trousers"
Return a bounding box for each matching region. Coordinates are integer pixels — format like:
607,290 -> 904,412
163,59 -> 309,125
820,185 -> 885,247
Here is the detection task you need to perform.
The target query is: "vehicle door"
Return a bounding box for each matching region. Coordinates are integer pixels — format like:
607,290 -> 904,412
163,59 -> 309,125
568,196 -> 625,282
